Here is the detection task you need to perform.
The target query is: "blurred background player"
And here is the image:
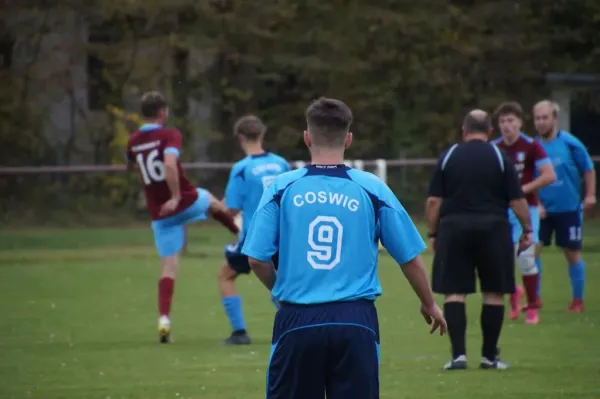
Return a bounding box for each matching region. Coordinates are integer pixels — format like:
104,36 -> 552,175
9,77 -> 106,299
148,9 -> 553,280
533,100 -> 596,313
126,91 -> 240,343
218,115 -> 289,345
242,98 -> 445,398
492,102 -> 555,324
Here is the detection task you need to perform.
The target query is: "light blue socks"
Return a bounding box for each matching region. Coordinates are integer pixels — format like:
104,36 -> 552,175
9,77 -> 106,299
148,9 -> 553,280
568,260 -> 585,299
222,296 -> 246,332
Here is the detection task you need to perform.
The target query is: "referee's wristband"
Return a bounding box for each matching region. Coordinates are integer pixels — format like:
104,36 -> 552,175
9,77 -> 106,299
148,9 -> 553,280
427,232 -> 437,238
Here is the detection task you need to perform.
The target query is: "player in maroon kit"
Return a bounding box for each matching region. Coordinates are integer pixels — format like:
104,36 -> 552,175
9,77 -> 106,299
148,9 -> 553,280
492,102 -> 556,324
126,91 -> 240,343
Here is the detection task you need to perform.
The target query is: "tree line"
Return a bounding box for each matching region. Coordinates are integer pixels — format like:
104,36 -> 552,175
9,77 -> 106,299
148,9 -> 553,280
1,0 -> 599,223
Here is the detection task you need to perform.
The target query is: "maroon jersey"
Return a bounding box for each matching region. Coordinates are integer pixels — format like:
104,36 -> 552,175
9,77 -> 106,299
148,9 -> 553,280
493,134 -> 549,206
127,126 -> 198,220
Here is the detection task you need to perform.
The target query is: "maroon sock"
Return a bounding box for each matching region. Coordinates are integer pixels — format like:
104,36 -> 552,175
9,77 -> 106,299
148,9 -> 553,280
211,209 -> 240,234
522,274 -> 538,307
158,277 -> 175,317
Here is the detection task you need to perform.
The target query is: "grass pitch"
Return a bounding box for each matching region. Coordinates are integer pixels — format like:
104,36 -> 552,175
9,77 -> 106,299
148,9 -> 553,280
1,223 -> 599,399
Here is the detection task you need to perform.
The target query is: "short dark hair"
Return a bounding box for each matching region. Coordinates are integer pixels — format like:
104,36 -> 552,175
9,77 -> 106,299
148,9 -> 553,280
494,101 -> 523,120
305,97 -> 353,147
233,115 -> 266,141
140,91 -> 168,118
463,111 -> 491,134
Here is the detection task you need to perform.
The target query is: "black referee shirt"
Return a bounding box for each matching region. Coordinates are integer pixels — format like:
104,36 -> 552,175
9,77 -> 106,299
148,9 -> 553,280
428,139 -> 524,218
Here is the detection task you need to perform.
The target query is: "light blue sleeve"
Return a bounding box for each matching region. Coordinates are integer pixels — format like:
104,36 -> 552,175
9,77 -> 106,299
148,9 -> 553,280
224,165 -> 245,210
567,136 -> 594,173
241,182 -> 280,262
164,147 -> 180,157
378,183 -> 426,265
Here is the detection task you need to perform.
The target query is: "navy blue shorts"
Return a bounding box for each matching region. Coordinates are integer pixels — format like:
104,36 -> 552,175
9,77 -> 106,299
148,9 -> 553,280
224,240 -> 278,274
267,300 -> 380,399
539,211 -> 583,250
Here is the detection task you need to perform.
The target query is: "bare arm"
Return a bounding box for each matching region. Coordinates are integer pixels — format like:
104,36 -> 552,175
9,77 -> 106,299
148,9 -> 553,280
425,196 -> 442,235
248,258 -> 276,290
522,163 -> 556,194
164,153 -> 181,200
217,198 -> 241,217
227,208 -> 241,217
510,198 -> 532,231
400,255 -> 436,307
584,169 -> 596,199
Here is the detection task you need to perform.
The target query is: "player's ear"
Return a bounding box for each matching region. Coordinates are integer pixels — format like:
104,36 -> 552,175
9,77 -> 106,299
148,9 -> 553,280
344,132 -> 353,149
303,130 -> 311,148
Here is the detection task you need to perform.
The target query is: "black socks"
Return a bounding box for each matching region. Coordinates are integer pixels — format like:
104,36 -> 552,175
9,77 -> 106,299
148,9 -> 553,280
481,304 -> 505,361
444,302 -> 467,359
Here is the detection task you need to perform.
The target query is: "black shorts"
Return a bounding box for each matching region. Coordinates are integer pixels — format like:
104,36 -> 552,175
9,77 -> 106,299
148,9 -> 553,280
225,240 -> 279,274
432,214 -> 515,295
267,300 -> 379,399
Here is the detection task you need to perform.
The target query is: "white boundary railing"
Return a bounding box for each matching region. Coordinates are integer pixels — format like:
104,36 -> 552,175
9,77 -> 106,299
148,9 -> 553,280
0,159 -> 443,174
1,157 -> 600,185
0,159 -> 435,184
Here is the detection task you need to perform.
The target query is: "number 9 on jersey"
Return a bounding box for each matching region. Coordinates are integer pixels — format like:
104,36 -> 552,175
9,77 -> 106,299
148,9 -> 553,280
307,216 -> 344,270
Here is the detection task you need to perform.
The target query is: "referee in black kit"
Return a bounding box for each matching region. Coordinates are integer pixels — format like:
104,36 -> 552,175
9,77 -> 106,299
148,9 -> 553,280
425,109 -> 533,371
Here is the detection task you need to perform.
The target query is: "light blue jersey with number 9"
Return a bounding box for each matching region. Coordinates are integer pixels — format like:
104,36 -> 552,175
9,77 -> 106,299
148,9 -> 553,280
242,164 -> 426,305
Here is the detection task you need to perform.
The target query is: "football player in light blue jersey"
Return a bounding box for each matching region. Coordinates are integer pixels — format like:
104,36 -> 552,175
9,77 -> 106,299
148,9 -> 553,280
533,100 -> 596,312
242,97 -> 446,399
218,115 -> 289,345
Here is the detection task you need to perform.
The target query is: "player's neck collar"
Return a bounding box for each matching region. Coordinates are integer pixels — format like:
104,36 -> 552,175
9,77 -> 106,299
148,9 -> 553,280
139,123 -> 162,132
305,164 -> 351,178
248,152 -> 268,158
541,130 -> 560,141
503,134 -> 521,146
309,164 -> 348,168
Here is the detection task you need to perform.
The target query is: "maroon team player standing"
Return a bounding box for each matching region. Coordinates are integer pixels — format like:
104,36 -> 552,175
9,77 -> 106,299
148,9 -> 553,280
492,102 -> 556,325
126,91 -> 239,343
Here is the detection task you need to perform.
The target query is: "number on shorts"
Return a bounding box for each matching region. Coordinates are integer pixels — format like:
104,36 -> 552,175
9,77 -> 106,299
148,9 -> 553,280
261,175 -> 276,190
307,216 -> 344,270
136,149 -> 166,185
569,226 -> 582,241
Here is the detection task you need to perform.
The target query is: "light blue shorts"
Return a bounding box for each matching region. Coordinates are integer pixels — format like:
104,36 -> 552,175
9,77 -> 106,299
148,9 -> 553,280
151,188 -> 210,257
508,205 -> 540,244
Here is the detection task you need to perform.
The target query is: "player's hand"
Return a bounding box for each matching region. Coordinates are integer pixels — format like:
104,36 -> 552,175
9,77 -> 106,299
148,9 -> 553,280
518,231 -> 533,254
539,204 -> 546,220
429,238 -> 436,252
583,195 -> 596,211
420,303 -> 447,336
159,197 -> 181,217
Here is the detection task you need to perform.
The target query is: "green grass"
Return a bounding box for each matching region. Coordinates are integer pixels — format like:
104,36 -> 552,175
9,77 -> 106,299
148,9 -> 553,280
1,223 -> 599,399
